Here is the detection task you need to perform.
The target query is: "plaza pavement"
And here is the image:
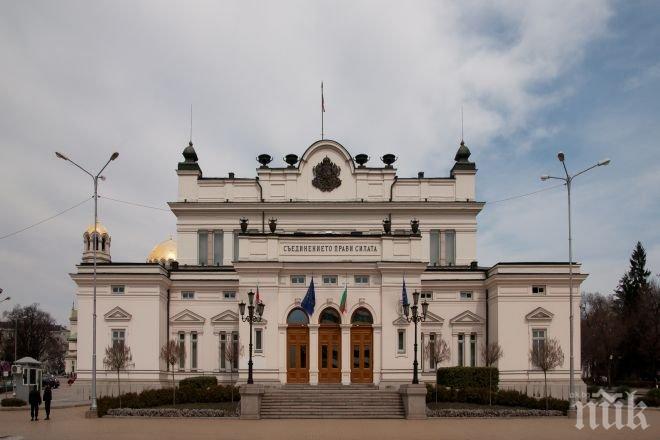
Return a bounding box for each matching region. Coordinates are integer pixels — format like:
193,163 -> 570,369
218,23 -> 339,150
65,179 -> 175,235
0,406 -> 658,440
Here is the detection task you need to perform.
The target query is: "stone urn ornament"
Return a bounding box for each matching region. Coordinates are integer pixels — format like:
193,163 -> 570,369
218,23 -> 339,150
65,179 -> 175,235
240,217 -> 249,233
383,218 -> 392,235
268,218 -> 277,233
410,218 -> 420,234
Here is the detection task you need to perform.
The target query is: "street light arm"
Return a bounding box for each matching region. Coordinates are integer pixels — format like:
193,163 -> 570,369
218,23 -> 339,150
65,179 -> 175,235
96,153 -> 118,179
572,162 -> 602,180
541,175 -> 566,182
59,155 -> 94,178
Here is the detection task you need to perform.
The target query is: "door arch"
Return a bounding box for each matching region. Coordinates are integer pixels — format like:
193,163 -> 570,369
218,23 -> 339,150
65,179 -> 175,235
286,308 -> 310,383
318,307 -> 341,383
350,307 -> 373,383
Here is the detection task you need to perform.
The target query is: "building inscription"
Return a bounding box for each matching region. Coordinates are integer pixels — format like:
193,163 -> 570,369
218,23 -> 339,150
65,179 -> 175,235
281,242 -> 379,256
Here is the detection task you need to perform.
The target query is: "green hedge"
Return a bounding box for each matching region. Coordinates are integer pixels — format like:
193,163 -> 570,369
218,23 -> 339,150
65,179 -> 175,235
1,397 -> 27,407
179,376 -> 218,389
436,367 -> 499,390
426,384 -> 569,413
98,384 -> 239,417
641,388 -> 660,407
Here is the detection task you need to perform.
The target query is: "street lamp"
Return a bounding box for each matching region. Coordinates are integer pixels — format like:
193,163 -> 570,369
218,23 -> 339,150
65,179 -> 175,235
238,290 -> 265,384
56,150 -> 119,414
540,151 -> 610,412
403,290 -> 428,384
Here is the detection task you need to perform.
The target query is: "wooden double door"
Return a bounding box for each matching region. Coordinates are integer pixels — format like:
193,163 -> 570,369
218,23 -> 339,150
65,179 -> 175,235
286,327 -> 309,384
318,326 -> 341,383
350,326 -> 373,383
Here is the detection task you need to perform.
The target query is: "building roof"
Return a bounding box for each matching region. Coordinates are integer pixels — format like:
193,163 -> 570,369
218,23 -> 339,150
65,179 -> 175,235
147,238 -> 177,264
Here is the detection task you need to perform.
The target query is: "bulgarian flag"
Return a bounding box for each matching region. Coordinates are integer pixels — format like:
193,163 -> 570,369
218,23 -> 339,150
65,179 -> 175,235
339,284 -> 347,313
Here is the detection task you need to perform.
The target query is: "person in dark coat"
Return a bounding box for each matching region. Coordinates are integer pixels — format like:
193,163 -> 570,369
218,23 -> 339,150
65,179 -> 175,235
43,385 -> 52,420
28,385 -> 41,421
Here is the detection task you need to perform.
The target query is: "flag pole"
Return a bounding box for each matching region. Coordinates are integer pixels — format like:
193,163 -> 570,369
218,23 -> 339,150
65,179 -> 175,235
321,82 -> 325,139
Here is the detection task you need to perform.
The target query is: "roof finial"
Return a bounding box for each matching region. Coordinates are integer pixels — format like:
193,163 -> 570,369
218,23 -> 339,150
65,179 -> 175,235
189,104 -> 193,144
461,104 -> 464,143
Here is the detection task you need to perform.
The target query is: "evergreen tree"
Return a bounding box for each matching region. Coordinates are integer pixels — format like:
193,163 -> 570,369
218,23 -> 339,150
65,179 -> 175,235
614,241 -> 651,315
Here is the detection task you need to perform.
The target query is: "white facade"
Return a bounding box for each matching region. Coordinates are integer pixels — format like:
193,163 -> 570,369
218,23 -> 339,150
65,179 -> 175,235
70,139 -> 586,398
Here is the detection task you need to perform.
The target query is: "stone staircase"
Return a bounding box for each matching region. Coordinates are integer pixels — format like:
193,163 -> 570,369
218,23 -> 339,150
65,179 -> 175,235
259,384 -> 405,419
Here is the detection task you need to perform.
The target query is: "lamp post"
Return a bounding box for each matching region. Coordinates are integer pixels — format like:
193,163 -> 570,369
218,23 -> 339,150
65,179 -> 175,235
56,151 -> 119,414
541,152 -> 610,412
403,290 -> 428,384
238,290 -> 265,384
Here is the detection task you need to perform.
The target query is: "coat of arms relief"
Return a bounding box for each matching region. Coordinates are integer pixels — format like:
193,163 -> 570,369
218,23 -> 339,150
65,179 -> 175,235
312,156 -> 342,192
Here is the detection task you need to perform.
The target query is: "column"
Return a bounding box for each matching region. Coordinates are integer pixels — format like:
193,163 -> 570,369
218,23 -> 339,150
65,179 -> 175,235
340,324 -> 351,385
309,324 -> 319,385
373,325 -> 382,385
278,325 -> 287,384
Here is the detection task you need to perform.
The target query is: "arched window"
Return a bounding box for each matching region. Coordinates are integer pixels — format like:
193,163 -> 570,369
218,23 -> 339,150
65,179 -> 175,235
287,308 -> 309,325
319,308 -> 341,325
351,307 -> 373,325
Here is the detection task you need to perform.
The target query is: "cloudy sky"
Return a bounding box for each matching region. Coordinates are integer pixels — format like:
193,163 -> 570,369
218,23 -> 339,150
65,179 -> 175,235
1,1 -> 659,324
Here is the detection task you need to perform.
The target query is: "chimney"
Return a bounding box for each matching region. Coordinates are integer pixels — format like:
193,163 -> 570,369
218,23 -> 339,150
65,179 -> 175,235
418,171 -> 425,178
228,172 -> 235,179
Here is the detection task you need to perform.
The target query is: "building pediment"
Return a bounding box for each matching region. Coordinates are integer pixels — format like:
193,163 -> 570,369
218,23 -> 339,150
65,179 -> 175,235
449,310 -> 484,325
421,311 -> 444,326
104,306 -> 132,322
171,309 -> 205,324
211,310 -> 239,324
525,307 -> 554,321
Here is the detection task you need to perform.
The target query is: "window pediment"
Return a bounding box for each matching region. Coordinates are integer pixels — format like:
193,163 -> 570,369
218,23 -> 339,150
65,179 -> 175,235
171,309 -> 205,324
104,306 -> 132,322
211,310 -> 238,324
525,307 -> 554,321
449,310 -> 484,325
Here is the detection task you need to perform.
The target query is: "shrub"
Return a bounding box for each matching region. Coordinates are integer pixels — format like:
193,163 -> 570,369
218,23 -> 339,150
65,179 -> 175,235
179,376 -> 217,390
436,367 -> 499,390
615,385 -> 632,397
98,384 -> 240,417
425,384 -> 569,413
640,388 -> 660,407
1,397 -> 27,407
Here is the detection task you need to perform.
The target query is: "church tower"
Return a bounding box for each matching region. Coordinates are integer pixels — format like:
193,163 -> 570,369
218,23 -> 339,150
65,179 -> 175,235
82,222 -> 111,263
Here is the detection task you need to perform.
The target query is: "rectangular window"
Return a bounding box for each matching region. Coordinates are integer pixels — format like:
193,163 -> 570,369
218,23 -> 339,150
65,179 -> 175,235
322,275 -> 338,285
429,230 -> 440,265
223,291 -> 236,300
233,230 -> 239,261
111,285 -> 125,295
460,291 -> 473,301
291,275 -> 306,285
213,231 -> 223,265
111,329 -> 125,348
220,333 -> 226,370
421,291 -> 433,300
429,333 -> 437,370
178,332 -> 185,370
532,329 -> 547,363
470,334 -> 476,367
445,230 -> 456,265
255,328 -> 263,352
457,333 -> 464,367
181,291 -> 195,300
198,231 -> 208,265
532,285 -> 546,295
397,329 -> 406,354
232,332 -> 239,371
354,275 -> 369,285
191,332 -> 198,370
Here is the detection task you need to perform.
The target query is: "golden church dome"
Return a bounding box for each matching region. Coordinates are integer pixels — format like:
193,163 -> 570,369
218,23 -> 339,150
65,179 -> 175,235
147,238 -> 177,264
85,222 -> 109,235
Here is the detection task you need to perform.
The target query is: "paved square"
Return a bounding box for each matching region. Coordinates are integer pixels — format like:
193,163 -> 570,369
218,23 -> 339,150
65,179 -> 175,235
0,406 -> 658,440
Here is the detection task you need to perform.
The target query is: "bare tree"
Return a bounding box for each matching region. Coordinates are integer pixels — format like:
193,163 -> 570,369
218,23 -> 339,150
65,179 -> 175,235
223,341 -> 240,403
530,338 -> 564,410
1,304 -> 58,362
102,343 -> 133,408
160,340 -> 185,406
424,338 -> 450,404
481,342 -> 503,405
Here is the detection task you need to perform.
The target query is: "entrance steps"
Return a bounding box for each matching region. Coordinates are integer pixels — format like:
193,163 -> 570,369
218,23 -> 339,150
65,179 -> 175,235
260,385 -> 405,419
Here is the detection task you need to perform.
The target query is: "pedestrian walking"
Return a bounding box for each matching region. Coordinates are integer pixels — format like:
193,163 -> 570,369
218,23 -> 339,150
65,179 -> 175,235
28,385 -> 41,421
43,384 -> 52,420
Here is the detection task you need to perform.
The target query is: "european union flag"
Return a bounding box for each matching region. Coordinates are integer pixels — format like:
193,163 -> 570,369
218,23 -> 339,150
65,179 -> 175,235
301,277 -> 316,316
402,279 -> 409,306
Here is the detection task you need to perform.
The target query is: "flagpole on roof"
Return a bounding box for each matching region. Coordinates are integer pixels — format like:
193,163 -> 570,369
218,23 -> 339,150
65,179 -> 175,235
321,81 -> 325,140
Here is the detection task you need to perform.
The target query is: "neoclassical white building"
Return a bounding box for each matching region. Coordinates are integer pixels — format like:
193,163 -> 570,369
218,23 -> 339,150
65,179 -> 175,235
70,139 -> 585,398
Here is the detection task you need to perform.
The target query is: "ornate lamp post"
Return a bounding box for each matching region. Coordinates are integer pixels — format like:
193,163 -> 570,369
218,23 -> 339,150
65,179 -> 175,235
403,290 -> 428,384
238,290 -> 265,384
